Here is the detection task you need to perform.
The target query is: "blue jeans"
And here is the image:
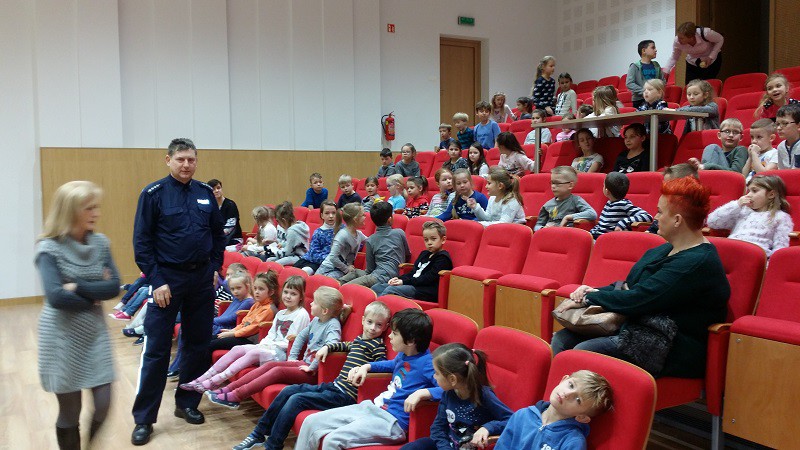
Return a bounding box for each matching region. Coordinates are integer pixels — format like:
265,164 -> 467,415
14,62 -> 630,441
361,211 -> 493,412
123,286 -> 151,315
550,329 -> 626,360
372,284 -> 417,298
121,276 -> 148,303
252,383 -> 353,450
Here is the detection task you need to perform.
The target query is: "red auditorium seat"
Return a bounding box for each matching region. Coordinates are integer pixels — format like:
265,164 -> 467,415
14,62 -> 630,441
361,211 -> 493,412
593,137 -> 626,173
776,65 -> 800,87
304,208 -> 323,237
697,170 -> 746,213
626,171 -> 664,226
240,256 -> 261,277
509,119 -> 532,133
485,147 -> 501,167
725,92 -> 763,129
427,308 -> 479,350
670,130 -> 705,165
304,274 -> 339,306
617,90 -> 633,106
277,266 -> 309,298
667,69 -> 676,85
540,140 -> 576,173
471,175 -> 487,194
513,130 -> 528,146
577,91 -> 594,103
571,173 -> 607,229
442,223 -> 532,327
222,251 -> 243,273
547,351 -> 656,450
498,122 -> 511,132
664,85 -> 683,103
519,173 -> 553,229
256,260 -> 283,275
723,247 -> 800,449
494,227 -> 593,340
598,76 -> 620,88
293,206 -> 309,222
390,213 -> 408,231
399,216 -> 443,278
575,80 -> 598,94
414,151 -> 437,178
720,72 -> 767,99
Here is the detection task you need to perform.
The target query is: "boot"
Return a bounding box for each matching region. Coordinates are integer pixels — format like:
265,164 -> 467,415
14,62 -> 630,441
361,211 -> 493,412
87,420 -> 103,449
56,426 -> 80,450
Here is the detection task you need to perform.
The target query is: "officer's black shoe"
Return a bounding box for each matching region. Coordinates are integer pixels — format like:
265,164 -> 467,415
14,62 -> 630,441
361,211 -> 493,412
131,424 -> 153,446
174,407 -> 205,425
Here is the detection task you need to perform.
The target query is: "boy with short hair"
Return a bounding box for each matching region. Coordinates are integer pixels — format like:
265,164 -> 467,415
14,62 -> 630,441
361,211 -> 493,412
371,221 -> 453,302
495,370 -> 613,450
524,109 -> 552,145
453,112 -> 476,149
690,118 -> 748,173
743,119 -> 779,181
627,39 -> 665,108
589,172 -> 653,239
336,175 -> 362,208
776,103 -> 800,169
339,202 -> 411,288
473,101 -> 501,149
436,123 -> 452,150
535,166 -> 597,230
301,173 -> 328,209
295,308 -> 441,450
377,148 -> 398,178
231,301 -> 392,450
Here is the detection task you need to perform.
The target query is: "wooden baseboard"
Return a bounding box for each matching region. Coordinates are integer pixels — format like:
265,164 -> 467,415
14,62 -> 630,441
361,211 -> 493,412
0,295 -> 44,306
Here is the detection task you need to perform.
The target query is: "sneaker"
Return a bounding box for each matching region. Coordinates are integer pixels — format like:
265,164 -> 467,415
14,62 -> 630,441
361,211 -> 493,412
110,311 -> 132,321
232,435 -> 265,450
112,301 -> 125,311
133,336 -> 144,346
166,370 -> 180,381
122,328 -> 142,338
207,392 -> 240,410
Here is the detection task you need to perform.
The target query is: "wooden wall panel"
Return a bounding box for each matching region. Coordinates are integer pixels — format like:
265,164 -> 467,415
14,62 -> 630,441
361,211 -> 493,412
773,0 -> 800,70
41,148 -> 377,280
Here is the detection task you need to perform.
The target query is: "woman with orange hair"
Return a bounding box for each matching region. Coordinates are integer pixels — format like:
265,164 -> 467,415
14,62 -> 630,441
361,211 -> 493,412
552,177 -> 730,377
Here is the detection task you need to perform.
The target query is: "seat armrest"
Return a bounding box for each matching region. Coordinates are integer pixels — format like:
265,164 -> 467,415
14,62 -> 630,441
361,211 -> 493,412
407,400 -> 440,440
482,278 -> 497,286
317,352 -> 348,383
257,321 -> 273,340
356,373 -> 392,403
218,300 -> 232,316
572,219 -> 595,231
399,263 -> 414,276
235,309 -> 249,325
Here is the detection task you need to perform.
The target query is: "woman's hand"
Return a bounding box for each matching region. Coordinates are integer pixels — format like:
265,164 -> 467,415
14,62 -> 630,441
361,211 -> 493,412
555,299 -> 584,313
570,284 -> 598,303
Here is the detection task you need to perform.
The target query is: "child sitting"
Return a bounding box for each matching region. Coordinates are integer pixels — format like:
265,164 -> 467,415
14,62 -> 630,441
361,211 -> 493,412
467,143 -> 489,178
231,301 -> 391,450
214,262 -> 247,308
776,103 -> 800,169
110,273 -> 150,320
614,123 -> 650,173
495,370 -> 613,450
336,174 -> 362,208
317,203 -> 368,279
742,119 -> 779,182
266,201 -> 310,265
340,202 -> 411,288
535,166 -> 598,230
404,176 -> 430,218
589,172 -> 653,239
211,271 -> 255,335
399,344 -> 513,450
555,72 -> 577,117
294,309 -> 441,450
437,123 -> 453,151
426,169 -> 454,218
524,109 -> 552,145
437,168 -> 489,222
206,286 -> 348,409
386,174 -> 407,211
756,72 -> 799,120
586,86 -> 621,137
490,92 -> 516,123
181,276 -> 310,392
361,176 -> 381,213
627,39 -> 665,109
707,175 -> 793,258
497,132 -> 536,175
474,101 -> 502,149
208,270 -> 279,351
378,148 -> 398,178
577,104 -> 594,120
454,112 -> 475,150
242,206 -> 277,257
572,128 -> 604,173
690,118 -> 747,173
301,173 -> 328,209
395,144 -> 421,177
531,56 -> 557,116
555,113 -> 577,142
637,79 -> 672,134
294,201 -> 338,275
677,79 -> 720,133
469,167 -> 526,226
441,139 -> 468,172
373,221 -> 453,302
516,96 -> 533,120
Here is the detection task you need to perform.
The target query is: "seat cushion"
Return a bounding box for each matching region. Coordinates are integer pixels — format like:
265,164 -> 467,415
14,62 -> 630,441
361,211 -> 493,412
497,274 -> 559,292
731,316 -> 800,345
451,265 -> 503,281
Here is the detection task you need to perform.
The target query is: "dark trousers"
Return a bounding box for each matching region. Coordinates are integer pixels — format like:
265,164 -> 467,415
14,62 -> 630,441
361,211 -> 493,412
400,437 -> 438,449
132,265 -> 215,424
251,383 -> 353,450
685,53 -> 722,84
209,336 -> 253,351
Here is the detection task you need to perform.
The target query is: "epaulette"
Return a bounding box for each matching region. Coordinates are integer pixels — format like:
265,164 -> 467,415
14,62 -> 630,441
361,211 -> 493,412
145,183 -> 163,194
196,181 -> 213,191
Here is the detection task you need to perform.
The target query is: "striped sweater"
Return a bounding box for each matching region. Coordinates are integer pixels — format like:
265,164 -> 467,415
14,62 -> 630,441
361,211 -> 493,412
327,336 -> 387,400
590,198 -> 653,238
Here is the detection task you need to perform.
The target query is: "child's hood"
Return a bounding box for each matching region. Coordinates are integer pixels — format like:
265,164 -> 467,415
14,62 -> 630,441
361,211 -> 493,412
532,400 -> 590,440
287,221 -> 310,239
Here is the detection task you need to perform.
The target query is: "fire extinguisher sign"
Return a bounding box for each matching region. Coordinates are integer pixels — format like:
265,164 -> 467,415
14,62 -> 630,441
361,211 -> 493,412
387,24 -> 395,33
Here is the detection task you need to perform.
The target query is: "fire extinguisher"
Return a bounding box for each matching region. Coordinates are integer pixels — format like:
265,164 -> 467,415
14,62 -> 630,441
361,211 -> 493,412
382,112 -> 395,141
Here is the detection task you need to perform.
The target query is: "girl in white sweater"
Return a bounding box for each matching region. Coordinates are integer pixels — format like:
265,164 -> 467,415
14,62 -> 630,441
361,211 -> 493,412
706,175 -> 793,258
468,167 -> 526,226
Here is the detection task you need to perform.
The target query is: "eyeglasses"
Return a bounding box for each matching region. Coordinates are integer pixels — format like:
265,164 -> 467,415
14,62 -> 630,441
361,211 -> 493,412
776,121 -> 796,128
719,130 -> 741,136
551,181 -> 572,186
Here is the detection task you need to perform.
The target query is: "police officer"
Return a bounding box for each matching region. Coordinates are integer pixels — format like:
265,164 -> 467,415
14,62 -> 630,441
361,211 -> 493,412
130,138 -> 225,445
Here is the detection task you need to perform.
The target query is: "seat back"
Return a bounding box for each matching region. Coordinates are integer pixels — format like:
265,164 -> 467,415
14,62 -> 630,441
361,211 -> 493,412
485,147 -> 501,167
519,173 -> 553,218
509,119 -> 532,133
754,246 -> 800,322
671,131 -> 705,165
223,251 -> 243,272
278,266 -> 310,307
305,209 -> 323,238
521,227 -> 593,285
337,283 -> 377,341
405,216 -> 443,259
720,72 -> 767,99
442,220 -> 484,267
498,122 -> 511,132
391,213 -> 409,231
654,133 -> 679,169
776,65 -> 800,87
664,85 -> 683,104
540,140 -> 576,173
471,223 -> 531,274
708,237 -> 765,322
575,80 -> 598,94
593,138 -> 626,173
513,131 -> 528,146
598,76 -> 620,88
427,308 -> 479,350
617,90 -> 633,106
626,172 -> 663,217
241,256 -> 262,277
725,92 -> 763,129
573,173 -> 607,216
471,175 -> 487,194
546,350 -> 656,450
617,74 -> 628,92
475,326 -> 552,411
698,170 -> 746,213
762,170 -> 800,229
293,206 -> 309,222
584,232 -> 664,286
256,261 -> 283,275
359,212 -> 377,236
376,294 -> 422,358
415,151 -> 437,178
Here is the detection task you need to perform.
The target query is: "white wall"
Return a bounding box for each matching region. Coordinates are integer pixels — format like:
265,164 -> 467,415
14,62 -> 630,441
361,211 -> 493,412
556,0 -> 676,82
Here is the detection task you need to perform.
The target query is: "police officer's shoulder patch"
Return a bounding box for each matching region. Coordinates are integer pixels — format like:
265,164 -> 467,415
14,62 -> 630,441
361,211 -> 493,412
144,182 -> 163,195
197,181 -> 214,192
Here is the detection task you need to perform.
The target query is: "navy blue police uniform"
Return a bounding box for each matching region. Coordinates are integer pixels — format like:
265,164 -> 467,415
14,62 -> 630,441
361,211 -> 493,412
131,174 -> 225,425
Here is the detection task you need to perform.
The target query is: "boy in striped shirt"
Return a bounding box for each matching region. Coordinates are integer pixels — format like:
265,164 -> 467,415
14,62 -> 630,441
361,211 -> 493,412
232,301 -> 391,450
590,172 -> 653,239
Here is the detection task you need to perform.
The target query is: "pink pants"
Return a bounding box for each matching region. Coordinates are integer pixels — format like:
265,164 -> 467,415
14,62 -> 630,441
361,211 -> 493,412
226,360 -> 316,400
210,344 -> 277,378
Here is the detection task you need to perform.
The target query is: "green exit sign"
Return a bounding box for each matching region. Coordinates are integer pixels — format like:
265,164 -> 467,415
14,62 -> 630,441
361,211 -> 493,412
458,16 -> 475,26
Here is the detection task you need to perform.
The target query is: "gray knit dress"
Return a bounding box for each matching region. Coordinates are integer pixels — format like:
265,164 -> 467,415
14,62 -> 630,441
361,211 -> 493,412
35,233 -> 120,393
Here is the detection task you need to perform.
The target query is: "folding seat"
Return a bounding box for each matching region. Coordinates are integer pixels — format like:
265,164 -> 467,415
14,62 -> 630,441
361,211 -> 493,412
431,151 -> 450,175
670,130 -> 705,165
540,140 -> 576,172
617,74 -> 628,92
664,84 -> 683,103
304,274 -> 340,308
571,173 -> 607,230
471,175 -> 486,194
576,91 -> 594,103
509,119 -> 532,133
763,169 -> 800,245
256,261 -> 283,275
546,350 -> 656,450
592,137 -> 626,173
723,247 -> 800,450
617,90 -> 633,106
376,177 -> 390,199
575,80 -> 598,94
598,76 -> 620,88
498,122 -> 511,132
724,92 -> 762,129
777,65 -> 800,87
414,151 -> 436,178
441,223 -> 532,327
401,216 -> 443,272
522,143 -> 546,162
518,173 -> 553,229
425,176 -> 439,195
222,251 -> 243,273
358,212 -> 376,236
697,170 -> 746,212
292,206 -> 309,222
618,106 -> 637,114
655,237 -> 765,450
651,132 -> 679,170
494,227 -> 593,339
720,72 -> 767,99
241,256 -> 262,277
513,130 -> 528,146
390,213 -> 408,231
485,147 -> 501,167
667,68 -> 677,85
277,266 -> 309,296
427,308 -> 479,350
304,208 -> 323,237
626,172 -> 663,230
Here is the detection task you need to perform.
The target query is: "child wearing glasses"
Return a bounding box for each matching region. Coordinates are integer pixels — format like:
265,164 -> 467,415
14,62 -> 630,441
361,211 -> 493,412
776,104 -> 800,169
689,118 -> 747,173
